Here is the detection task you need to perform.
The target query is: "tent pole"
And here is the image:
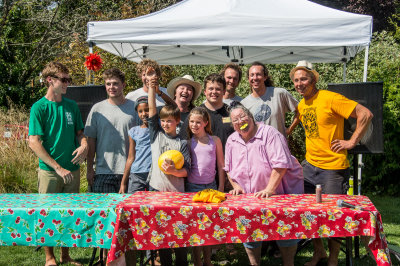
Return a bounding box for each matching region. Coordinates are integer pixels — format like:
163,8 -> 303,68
87,42 -> 94,85
357,46 -> 369,196
89,42 -> 93,54
343,62 -> 347,82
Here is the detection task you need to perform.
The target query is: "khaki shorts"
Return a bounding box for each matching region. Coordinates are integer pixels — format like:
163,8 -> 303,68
38,169 -> 80,193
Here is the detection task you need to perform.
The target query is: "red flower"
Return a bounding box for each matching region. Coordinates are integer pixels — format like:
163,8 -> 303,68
15,217 -> 20,224
84,53 -> 103,71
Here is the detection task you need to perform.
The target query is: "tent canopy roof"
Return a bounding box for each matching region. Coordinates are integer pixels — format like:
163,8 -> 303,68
87,0 -> 372,64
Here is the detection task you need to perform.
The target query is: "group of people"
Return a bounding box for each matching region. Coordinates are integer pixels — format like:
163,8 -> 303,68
28,59 -> 373,266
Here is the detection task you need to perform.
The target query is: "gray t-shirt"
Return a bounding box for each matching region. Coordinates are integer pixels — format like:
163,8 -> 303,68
148,114 -> 190,192
126,87 -> 168,107
84,99 -> 140,175
223,95 -> 243,105
241,87 -> 298,137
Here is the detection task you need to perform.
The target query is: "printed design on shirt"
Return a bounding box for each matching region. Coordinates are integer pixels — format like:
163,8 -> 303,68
65,112 -> 74,126
253,104 -> 271,122
302,107 -> 319,139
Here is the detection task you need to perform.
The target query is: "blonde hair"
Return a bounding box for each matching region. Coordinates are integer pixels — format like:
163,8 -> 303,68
187,107 -> 212,139
42,62 -> 69,87
136,59 -> 161,78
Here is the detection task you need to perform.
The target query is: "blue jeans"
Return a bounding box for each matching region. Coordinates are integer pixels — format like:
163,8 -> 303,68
185,180 -> 217,192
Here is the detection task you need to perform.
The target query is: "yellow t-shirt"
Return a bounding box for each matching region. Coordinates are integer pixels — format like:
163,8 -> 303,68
298,90 -> 358,170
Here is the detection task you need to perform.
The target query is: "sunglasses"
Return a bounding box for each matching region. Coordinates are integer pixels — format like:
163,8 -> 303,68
51,75 -> 72,84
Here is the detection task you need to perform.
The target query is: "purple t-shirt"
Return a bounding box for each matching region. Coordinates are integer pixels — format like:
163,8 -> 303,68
224,123 -> 303,194
188,135 -> 216,184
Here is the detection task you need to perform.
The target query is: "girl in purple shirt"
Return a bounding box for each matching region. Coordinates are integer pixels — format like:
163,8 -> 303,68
186,107 -> 225,266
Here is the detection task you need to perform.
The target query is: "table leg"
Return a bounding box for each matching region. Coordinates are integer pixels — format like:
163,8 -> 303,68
354,236 -> 360,258
345,237 -> 353,266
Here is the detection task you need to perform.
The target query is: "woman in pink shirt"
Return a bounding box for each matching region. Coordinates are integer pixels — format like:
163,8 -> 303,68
224,103 -> 303,266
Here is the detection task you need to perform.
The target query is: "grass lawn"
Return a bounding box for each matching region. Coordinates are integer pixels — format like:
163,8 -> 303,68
0,194 -> 398,265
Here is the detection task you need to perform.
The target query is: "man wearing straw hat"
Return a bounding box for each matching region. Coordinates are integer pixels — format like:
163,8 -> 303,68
290,60 -> 373,266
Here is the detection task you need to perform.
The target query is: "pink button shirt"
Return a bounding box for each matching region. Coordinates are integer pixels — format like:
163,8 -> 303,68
224,123 -> 303,194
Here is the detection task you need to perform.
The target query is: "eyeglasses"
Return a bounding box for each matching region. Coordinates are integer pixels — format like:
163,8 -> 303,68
232,114 -> 248,125
51,75 -> 72,84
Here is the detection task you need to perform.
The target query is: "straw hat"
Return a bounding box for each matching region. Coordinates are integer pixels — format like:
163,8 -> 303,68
289,60 -> 319,82
167,75 -> 202,101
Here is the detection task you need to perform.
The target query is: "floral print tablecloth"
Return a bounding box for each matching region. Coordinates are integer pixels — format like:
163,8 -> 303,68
0,193 -> 128,249
108,192 -> 391,265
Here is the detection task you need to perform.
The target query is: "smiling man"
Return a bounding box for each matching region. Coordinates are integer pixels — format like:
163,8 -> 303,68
290,60 -> 373,266
220,63 -> 243,105
241,62 -> 298,137
28,61 -> 87,266
85,68 -> 140,193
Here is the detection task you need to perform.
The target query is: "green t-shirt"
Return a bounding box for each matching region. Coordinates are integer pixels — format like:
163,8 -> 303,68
28,96 -> 84,171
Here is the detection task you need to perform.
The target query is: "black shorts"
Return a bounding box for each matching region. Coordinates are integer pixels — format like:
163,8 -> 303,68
302,160 -> 349,195
92,174 -> 123,193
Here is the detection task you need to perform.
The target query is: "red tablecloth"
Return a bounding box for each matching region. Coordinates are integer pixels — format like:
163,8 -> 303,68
108,192 -> 391,265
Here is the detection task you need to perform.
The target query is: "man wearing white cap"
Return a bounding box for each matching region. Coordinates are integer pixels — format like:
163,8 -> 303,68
167,74 -> 202,133
290,60 -> 373,266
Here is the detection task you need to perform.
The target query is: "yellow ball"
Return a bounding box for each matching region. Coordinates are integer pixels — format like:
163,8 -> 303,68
158,150 -> 184,173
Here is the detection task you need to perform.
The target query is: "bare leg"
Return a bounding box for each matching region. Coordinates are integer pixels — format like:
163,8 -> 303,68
244,246 -> 261,266
327,238 -> 341,266
192,246 -> 202,266
44,247 -> 57,266
60,247 -> 82,265
304,238 -> 328,266
279,245 -> 297,266
203,246 -> 213,266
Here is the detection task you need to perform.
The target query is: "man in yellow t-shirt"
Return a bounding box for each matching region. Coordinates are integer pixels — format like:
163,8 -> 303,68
290,60 -> 373,266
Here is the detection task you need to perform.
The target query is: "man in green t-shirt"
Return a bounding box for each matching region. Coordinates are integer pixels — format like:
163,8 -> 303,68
28,61 -> 87,266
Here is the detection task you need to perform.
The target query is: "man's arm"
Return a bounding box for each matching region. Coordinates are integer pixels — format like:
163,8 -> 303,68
119,137 -> 136,193
71,130 -> 88,165
86,137 -> 96,186
331,104 -> 373,153
28,135 -> 73,184
286,109 -> 300,136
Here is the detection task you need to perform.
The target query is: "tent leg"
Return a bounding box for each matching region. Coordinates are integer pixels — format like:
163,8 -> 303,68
353,45 -> 369,259
343,62 -> 346,82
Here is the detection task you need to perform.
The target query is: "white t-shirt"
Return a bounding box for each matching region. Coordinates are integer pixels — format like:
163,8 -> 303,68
241,87 -> 298,137
84,99 -> 140,175
126,87 -> 168,107
223,95 -> 243,105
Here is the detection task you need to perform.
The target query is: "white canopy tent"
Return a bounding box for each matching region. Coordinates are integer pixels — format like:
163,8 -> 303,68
87,0 -> 373,195
87,0 -> 372,65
